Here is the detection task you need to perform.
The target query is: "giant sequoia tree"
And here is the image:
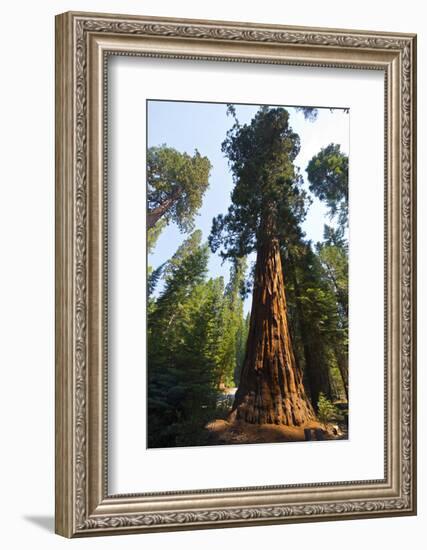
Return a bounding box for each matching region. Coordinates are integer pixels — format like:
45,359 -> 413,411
210,107 -> 315,426
147,146 -> 211,231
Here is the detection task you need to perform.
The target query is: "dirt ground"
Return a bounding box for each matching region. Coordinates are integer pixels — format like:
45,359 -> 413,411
205,418 -> 346,445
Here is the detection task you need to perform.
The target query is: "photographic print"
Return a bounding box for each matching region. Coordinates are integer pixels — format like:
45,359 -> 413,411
147,100 -> 349,449
56,13 -> 416,536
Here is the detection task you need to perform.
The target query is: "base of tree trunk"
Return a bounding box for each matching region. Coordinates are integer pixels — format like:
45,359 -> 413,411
229,391 -> 315,426
206,417 -> 344,446
231,238 -> 315,426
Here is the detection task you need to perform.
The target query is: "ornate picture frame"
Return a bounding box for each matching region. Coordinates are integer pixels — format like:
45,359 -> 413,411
55,11 -> 416,537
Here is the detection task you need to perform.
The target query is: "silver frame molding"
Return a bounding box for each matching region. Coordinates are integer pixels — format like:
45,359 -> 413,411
55,11 -> 417,538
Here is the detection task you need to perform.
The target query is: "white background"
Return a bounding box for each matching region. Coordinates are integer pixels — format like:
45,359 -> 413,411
0,0 -> 424,548
109,59 -> 384,493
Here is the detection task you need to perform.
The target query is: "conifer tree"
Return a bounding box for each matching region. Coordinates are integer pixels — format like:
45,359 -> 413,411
210,107 -> 315,425
147,146 -> 211,231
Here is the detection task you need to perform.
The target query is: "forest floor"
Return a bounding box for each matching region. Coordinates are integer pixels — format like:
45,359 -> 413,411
208,388 -> 348,445
205,418 -> 347,445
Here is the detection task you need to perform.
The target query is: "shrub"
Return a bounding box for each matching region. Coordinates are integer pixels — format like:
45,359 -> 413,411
317,393 -> 341,428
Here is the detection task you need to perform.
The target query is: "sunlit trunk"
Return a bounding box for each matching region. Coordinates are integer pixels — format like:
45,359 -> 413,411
231,238 -> 315,425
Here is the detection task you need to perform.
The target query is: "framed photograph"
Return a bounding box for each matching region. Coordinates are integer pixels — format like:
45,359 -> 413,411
55,11 -> 417,537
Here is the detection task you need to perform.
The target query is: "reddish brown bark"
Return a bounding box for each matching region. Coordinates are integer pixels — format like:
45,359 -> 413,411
231,238 -> 315,426
147,187 -> 181,229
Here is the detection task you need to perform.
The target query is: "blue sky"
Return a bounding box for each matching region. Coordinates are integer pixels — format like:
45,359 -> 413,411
147,100 -> 349,312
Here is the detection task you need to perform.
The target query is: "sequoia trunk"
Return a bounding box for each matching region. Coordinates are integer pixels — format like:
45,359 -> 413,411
231,238 -> 315,425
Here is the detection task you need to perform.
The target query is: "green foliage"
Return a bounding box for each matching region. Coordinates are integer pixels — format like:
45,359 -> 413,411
295,106 -> 318,121
301,144 -> 349,404
147,231 -> 214,447
283,238 -> 344,407
315,225 -> 349,393
234,312 -> 250,386
147,232 -> 246,448
209,105 -> 349,414
219,258 -> 247,387
147,218 -> 167,253
329,364 -> 347,401
317,239 -> 348,320
284,229 -> 349,405
306,143 -> 349,227
147,262 -> 165,297
209,107 -> 309,259
147,106 -> 350,446
147,145 -> 211,232
317,393 -> 341,428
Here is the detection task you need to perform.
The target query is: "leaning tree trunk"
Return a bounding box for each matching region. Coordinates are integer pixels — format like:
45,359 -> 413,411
147,187 -> 181,229
230,238 -> 315,426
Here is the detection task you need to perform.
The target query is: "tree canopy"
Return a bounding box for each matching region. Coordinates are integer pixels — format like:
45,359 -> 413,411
209,107 -> 309,259
147,145 -> 211,232
306,143 -> 349,227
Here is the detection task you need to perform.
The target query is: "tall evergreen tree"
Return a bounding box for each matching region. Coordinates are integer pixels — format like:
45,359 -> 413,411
147,230 -> 248,446
307,144 -> 349,400
316,230 -> 349,399
283,238 -> 345,408
147,146 -> 211,231
147,218 -> 167,253
210,107 -> 315,425
216,258 -> 247,388
147,230 -> 214,447
306,143 -> 349,227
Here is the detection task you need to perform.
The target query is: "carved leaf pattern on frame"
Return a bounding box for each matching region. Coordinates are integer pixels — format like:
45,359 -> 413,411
71,17 -> 414,531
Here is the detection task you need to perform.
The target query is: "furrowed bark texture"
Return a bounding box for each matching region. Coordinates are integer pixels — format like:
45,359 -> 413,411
232,238 -> 315,425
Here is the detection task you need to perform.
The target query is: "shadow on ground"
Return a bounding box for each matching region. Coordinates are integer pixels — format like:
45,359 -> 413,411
23,515 -> 54,533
